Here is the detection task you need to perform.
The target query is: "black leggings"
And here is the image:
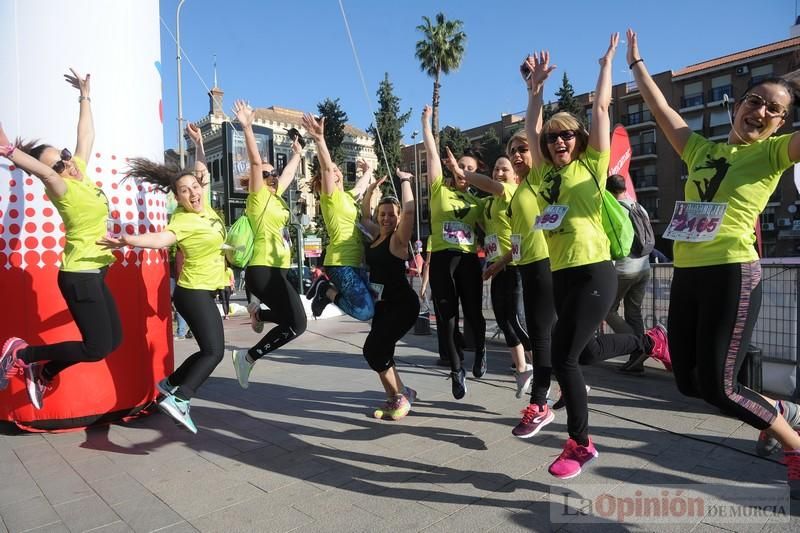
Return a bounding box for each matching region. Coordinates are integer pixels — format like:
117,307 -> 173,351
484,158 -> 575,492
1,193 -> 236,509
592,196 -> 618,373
518,259 -> 556,406
170,286 -> 225,399
551,261 -> 617,445
668,262 -> 776,430
429,250 -> 486,371
363,288 -> 419,373
217,287 -> 231,317
490,266 -> 530,350
20,268 -> 122,379
245,266 -> 307,359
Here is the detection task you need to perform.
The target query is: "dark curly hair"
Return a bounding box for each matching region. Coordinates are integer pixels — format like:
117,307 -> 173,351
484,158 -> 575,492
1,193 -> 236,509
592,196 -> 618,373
126,158 -> 205,194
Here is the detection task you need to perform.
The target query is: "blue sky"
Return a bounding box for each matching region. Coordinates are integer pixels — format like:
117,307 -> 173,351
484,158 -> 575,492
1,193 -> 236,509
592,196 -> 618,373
159,0 -> 795,149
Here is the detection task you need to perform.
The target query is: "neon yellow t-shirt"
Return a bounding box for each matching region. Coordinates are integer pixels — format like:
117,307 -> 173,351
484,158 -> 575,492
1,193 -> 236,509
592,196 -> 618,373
675,132 -> 794,267
483,183 -> 516,264
530,146 -> 610,271
429,175 -> 484,253
509,176 -> 549,266
167,201 -> 228,290
47,156 -> 115,272
246,185 -> 291,268
320,188 -> 362,267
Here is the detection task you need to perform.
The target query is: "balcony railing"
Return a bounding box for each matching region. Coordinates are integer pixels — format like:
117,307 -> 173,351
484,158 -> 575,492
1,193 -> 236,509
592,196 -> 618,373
621,109 -> 654,126
681,93 -> 705,108
632,174 -> 658,189
708,85 -> 732,103
631,142 -> 657,157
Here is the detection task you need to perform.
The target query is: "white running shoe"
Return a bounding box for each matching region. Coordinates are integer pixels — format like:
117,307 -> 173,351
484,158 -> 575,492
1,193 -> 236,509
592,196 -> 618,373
247,301 -> 264,334
232,349 -> 254,389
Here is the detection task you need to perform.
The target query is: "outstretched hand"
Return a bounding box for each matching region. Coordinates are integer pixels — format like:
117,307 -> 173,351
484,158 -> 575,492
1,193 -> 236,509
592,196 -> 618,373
291,137 -> 302,155
442,147 -> 464,178
395,168 -> 414,182
521,51 -> 556,88
356,158 -> 370,174
65,68 -> 90,97
626,28 -> 641,66
302,113 -> 325,140
97,235 -> 126,250
599,32 -> 620,66
369,175 -> 388,190
185,123 -> 202,145
483,261 -> 504,280
421,105 -> 432,128
233,100 -> 255,128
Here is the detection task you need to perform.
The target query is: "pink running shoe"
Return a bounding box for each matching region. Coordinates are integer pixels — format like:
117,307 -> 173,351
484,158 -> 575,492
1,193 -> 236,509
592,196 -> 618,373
512,403 -> 554,438
784,449 -> 800,500
645,324 -> 672,371
548,437 -> 599,479
0,337 -> 28,391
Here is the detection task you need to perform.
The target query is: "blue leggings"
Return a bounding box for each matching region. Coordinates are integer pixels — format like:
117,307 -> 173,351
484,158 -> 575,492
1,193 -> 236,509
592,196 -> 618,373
326,266 -> 375,321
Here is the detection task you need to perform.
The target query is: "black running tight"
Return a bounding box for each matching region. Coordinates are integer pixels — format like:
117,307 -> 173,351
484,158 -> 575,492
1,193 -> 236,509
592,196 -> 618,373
490,265 -> 530,350
518,259 -> 556,407
245,266 -> 307,359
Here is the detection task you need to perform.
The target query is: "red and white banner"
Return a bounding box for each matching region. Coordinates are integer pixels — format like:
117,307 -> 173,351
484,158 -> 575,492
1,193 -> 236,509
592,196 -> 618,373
608,125 -> 636,202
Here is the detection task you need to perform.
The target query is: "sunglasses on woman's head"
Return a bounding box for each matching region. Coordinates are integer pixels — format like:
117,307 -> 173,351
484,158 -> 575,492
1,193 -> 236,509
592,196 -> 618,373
545,130 -> 576,144
51,148 -> 72,174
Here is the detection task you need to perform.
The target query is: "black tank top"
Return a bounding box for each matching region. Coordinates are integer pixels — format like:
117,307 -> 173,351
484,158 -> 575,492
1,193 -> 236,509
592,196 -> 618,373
365,234 -> 408,298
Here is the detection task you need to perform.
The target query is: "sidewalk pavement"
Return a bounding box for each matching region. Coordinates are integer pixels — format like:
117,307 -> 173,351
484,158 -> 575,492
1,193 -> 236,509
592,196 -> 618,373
1,311 -> 798,532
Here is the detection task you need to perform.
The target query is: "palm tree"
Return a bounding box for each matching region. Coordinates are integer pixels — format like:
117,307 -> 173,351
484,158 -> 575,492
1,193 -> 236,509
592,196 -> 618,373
415,12 -> 466,147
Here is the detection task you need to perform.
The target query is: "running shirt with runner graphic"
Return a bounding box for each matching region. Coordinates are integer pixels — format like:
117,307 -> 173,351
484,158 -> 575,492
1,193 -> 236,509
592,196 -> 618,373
429,175 -> 484,253
46,156 -> 115,271
483,182 -> 516,264
320,188 -> 363,267
167,200 -> 228,290
509,176 -> 549,266
530,146 -> 610,271
246,185 -> 291,268
675,133 -> 794,268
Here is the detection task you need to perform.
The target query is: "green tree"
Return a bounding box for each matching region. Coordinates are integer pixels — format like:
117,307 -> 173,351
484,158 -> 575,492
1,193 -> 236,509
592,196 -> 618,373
552,72 -> 587,126
438,125 -> 470,160
367,73 -> 411,180
479,127 -> 504,169
316,98 -> 349,166
415,12 -> 466,147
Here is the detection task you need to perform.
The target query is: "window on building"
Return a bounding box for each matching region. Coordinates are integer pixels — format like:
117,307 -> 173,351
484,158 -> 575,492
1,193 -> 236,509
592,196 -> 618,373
585,108 -> 593,127
684,114 -> 703,132
212,160 -> 221,183
638,195 -> 659,219
682,81 -> 704,107
346,161 -> 357,182
709,109 -> 731,137
276,153 -> 287,172
709,74 -> 732,102
751,64 -> 773,86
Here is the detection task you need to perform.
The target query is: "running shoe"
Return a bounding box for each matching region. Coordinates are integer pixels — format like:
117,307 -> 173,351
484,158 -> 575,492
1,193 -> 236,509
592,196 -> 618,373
309,280 -> 332,318
156,378 -> 177,398
785,449 -> 800,500
515,364 -> 533,399
185,330 -> 194,339
24,362 -> 50,410
247,301 -> 264,334
756,401 -> 800,457
305,276 -> 326,300
619,351 -> 648,374
473,347 -> 487,378
645,324 -> 672,371
403,386 -> 418,406
512,403 -> 554,438
0,337 -> 27,391
231,349 -> 254,389
551,385 -> 591,411
450,368 -> 467,400
373,395 -> 411,421
157,394 -> 197,434
548,437 -> 599,479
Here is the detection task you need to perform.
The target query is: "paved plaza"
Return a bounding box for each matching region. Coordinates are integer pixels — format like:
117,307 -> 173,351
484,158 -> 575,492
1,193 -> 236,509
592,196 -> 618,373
1,303 -> 798,532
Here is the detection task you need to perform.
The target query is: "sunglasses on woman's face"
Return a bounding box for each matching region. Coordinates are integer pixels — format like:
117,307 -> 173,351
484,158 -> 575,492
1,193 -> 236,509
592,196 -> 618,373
740,93 -> 788,118
51,148 -> 72,174
545,130 -> 576,144
262,169 -> 279,179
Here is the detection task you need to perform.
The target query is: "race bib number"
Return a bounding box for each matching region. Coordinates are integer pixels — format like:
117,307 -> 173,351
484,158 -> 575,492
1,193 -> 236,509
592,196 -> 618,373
533,205 -> 568,231
442,221 -> 474,246
369,282 -> 384,302
282,227 -> 292,249
510,234 -> 522,262
484,234 -> 500,261
663,201 -> 727,242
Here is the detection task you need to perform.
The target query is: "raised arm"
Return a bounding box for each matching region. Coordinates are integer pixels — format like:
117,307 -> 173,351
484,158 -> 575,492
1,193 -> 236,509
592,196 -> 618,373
589,33 -> 618,153
627,29 -> 691,155
277,136 -> 303,194
391,169 -> 416,258
232,100 -> 262,194
421,105 -> 442,185
98,230 -> 177,250
523,52 -> 557,168
360,175 -> 386,239
302,113 -> 337,195
443,146 -> 503,196
66,69 -> 94,162
185,123 -> 209,196
349,159 -> 374,199
0,123 -> 68,197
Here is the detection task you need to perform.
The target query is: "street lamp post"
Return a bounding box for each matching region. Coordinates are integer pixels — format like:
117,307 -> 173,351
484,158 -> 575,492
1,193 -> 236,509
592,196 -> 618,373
176,0 -> 187,170
411,130 -> 420,246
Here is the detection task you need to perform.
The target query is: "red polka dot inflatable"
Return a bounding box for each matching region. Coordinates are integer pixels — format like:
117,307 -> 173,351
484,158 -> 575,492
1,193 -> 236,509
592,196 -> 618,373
0,1 -> 170,431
